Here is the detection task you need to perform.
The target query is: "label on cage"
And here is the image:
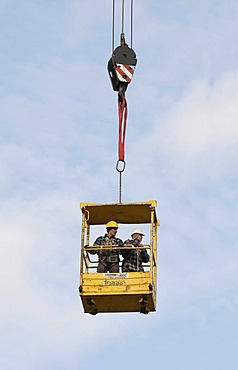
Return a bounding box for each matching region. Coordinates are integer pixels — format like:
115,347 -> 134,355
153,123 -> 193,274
104,273 -> 128,279
103,280 -> 125,286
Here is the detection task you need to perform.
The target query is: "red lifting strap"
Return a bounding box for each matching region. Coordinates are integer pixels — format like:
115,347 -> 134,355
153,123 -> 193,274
118,96 -> 128,162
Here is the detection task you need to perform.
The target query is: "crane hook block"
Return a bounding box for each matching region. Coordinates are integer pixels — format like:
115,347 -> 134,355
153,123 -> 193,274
108,44 -> 137,93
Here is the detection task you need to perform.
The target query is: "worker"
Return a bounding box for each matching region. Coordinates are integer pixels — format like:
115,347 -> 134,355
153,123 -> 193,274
122,229 -> 149,272
89,221 -> 123,273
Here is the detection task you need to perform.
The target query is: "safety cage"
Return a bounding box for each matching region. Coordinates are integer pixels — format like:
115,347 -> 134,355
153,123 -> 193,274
79,200 -> 159,314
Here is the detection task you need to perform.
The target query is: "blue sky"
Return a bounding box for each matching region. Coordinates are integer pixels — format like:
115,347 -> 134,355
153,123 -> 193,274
1,1 -> 238,369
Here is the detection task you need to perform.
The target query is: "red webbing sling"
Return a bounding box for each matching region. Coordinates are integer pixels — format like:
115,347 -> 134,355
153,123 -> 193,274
118,95 -> 128,163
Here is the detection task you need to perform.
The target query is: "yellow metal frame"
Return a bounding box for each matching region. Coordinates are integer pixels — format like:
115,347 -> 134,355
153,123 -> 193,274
79,200 -> 160,314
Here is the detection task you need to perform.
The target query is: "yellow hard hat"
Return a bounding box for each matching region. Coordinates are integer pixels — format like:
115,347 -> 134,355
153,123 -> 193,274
106,221 -> 118,229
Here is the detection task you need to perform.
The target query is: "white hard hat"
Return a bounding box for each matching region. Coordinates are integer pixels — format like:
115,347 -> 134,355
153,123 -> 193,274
131,228 -> 144,236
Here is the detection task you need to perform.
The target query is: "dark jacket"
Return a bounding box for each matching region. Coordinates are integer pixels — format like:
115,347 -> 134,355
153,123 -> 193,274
122,239 -> 149,272
90,234 -> 123,264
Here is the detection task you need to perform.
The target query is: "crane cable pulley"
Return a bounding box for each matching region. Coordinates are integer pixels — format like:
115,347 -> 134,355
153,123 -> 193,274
108,0 -> 137,202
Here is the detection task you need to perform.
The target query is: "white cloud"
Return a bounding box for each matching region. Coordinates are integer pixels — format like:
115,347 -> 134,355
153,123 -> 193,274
162,71 -> 238,155
1,1 -> 238,369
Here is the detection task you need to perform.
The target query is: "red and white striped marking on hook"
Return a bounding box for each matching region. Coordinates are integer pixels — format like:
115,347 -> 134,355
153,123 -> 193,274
115,64 -> 135,83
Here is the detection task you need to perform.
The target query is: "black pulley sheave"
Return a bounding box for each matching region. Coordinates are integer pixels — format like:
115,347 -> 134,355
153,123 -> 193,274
108,35 -> 137,93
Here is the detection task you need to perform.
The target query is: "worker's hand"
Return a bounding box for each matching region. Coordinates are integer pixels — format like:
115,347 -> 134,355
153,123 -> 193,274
84,244 -> 89,248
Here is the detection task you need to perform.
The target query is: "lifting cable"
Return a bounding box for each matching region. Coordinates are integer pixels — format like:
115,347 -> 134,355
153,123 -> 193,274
109,0 -> 137,203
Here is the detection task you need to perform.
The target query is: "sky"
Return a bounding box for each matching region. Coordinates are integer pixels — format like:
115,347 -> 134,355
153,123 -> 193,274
1,0 -> 238,369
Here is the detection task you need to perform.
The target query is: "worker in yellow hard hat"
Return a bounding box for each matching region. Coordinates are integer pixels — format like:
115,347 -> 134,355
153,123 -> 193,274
89,221 -> 123,273
122,228 -> 149,272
